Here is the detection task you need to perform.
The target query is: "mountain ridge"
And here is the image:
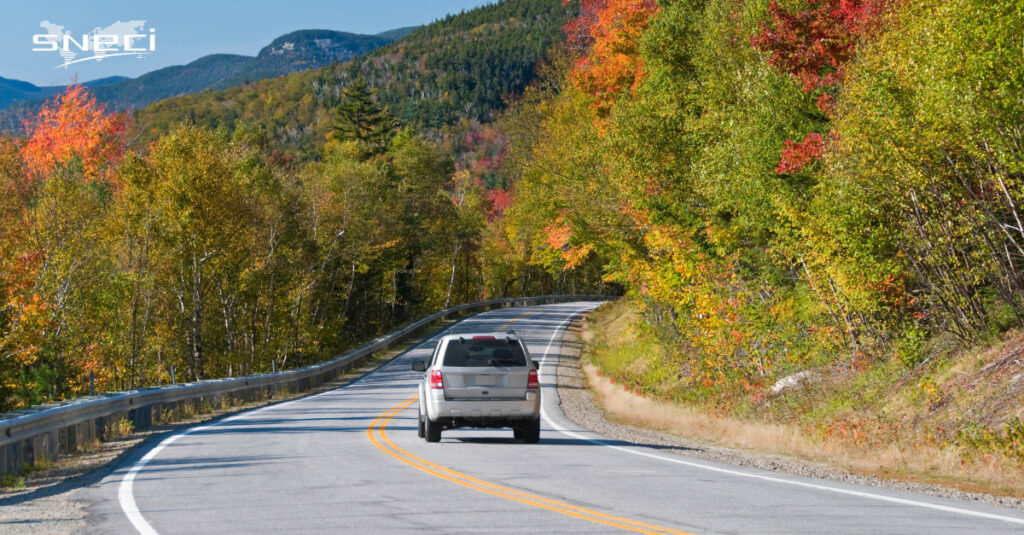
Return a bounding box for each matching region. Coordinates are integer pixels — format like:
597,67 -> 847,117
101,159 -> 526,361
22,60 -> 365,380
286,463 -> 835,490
0,26 -> 418,116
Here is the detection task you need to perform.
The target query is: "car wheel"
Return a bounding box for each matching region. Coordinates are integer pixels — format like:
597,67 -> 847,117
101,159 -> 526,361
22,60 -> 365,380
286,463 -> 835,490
417,411 -> 426,438
513,425 -> 524,440
522,418 -> 540,443
425,417 -> 442,443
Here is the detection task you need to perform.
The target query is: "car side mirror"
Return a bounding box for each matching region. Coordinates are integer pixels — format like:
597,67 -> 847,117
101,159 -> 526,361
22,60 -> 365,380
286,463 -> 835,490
411,360 -> 426,372
532,360 -> 540,370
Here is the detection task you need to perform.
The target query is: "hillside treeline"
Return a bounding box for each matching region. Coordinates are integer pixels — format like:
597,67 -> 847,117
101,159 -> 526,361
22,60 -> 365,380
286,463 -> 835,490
135,0 -> 576,160
499,0 -> 1024,406
0,84 -> 601,411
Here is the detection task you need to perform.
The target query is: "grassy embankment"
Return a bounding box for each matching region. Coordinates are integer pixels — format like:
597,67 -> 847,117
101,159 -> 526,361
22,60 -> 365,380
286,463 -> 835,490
580,299 -> 1024,497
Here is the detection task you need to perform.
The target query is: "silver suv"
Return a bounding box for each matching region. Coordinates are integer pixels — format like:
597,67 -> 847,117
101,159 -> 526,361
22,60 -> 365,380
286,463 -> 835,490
412,332 -> 541,443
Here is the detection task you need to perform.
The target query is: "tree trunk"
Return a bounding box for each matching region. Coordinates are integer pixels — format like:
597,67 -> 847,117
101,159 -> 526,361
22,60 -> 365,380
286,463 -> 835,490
445,245 -> 459,308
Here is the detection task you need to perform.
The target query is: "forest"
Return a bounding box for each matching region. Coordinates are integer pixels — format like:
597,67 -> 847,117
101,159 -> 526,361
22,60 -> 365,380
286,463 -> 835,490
0,82 -> 606,411
495,0 -> 1024,464
0,0 -> 602,412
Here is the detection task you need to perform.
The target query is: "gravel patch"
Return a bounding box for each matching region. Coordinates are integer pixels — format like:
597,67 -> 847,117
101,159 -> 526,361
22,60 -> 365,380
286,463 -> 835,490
553,321 -> 1024,511
0,493 -> 87,535
0,434 -> 150,535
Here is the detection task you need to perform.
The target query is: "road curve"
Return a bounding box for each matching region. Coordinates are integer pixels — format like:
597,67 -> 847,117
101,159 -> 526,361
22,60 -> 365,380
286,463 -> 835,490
75,302 -> 1024,534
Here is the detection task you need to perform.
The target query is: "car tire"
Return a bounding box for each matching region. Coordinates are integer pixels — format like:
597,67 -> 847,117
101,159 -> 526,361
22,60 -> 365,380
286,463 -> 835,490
522,418 -> 540,443
425,417 -> 442,443
417,411 -> 426,438
513,425 -> 524,440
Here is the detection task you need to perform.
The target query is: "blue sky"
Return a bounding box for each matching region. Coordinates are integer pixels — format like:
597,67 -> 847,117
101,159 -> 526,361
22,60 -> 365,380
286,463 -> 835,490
1,0 -> 495,87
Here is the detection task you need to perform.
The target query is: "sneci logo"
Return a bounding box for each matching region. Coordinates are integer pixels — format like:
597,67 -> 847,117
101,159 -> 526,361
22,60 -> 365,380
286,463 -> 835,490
32,20 -> 155,69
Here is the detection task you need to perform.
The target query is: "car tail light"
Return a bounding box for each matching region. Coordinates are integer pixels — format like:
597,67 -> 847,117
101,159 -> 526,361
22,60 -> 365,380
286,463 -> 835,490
430,370 -> 444,389
527,369 -> 539,389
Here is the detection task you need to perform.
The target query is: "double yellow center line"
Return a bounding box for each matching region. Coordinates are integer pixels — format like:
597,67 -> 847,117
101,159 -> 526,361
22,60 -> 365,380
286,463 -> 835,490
365,310 -> 694,534
366,397 -> 692,534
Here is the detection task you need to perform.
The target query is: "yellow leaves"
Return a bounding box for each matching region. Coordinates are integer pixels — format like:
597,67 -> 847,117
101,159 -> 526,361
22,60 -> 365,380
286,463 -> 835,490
373,238 -> 402,251
563,242 -> 596,269
20,292 -> 47,318
0,290 -> 50,372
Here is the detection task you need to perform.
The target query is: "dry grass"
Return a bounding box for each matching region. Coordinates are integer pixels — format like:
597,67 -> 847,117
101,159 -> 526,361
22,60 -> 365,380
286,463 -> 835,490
104,418 -> 135,440
581,300 -> 1024,497
584,362 -> 1024,495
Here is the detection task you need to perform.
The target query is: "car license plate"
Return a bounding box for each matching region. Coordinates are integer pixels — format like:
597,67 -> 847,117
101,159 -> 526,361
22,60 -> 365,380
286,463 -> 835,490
474,375 -> 496,386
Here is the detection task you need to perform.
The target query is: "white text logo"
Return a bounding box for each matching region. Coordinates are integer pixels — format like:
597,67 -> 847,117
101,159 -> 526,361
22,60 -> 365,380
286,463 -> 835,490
33,20 -> 155,69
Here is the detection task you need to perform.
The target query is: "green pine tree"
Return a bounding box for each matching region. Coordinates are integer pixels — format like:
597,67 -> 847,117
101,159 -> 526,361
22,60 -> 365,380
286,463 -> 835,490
331,80 -> 398,152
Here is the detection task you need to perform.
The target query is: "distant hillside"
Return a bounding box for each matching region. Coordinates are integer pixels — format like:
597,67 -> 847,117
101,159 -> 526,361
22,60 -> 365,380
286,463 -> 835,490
0,28 -> 402,130
89,30 -> 392,110
136,0 -> 574,157
0,75 -> 127,110
375,26 -> 419,41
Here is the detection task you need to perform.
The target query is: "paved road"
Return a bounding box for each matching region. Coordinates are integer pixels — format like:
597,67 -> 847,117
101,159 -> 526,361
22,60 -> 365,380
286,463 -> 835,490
76,302 -> 1024,534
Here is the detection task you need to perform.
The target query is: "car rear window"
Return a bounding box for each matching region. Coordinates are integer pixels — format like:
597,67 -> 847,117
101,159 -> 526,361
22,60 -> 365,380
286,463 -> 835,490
443,338 -> 527,367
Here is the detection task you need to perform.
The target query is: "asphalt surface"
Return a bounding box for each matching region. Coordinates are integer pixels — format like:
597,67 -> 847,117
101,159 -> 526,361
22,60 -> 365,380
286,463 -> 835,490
75,302 -> 1024,534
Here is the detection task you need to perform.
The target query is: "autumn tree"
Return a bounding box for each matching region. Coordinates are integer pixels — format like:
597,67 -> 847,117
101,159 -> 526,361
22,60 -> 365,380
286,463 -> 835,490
568,0 -> 659,122
751,0 -> 890,174
20,84 -> 129,181
123,126 -> 268,380
813,0 -> 1024,342
0,85 -> 128,409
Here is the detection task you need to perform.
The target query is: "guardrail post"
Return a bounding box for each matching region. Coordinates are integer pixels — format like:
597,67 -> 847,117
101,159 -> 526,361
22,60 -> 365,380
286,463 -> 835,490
1,443 -> 9,480
132,405 -> 152,430
95,416 -> 106,441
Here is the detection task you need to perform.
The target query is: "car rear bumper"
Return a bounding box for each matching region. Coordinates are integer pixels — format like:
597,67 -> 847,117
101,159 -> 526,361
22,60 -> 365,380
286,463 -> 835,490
426,391 -> 540,422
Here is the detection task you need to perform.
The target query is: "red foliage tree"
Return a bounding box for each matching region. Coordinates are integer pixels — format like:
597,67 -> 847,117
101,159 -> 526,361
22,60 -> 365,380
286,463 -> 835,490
752,0 -> 888,98
775,132 -> 825,174
752,0 -> 891,174
486,188 -> 513,221
563,0 -> 607,52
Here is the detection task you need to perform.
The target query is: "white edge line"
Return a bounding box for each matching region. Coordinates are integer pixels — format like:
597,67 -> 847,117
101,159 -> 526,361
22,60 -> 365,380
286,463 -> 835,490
537,308 -> 1024,527
117,394 -> 309,534
117,304 -> 524,534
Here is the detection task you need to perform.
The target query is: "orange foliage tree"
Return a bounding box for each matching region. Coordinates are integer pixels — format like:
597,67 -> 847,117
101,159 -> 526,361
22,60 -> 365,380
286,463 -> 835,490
567,0 -> 659,121
20,84 -> 129,181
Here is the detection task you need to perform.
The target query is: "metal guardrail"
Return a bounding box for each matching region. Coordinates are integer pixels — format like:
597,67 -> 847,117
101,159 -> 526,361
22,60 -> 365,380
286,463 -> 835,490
0,295 -> 607,477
